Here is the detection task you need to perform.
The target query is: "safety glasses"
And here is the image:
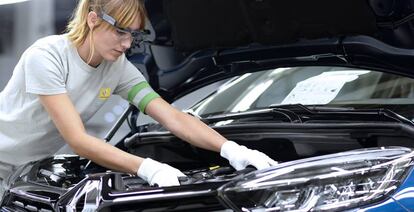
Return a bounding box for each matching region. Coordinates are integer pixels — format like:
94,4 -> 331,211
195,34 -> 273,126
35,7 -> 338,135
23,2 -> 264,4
99,12 -> 149,44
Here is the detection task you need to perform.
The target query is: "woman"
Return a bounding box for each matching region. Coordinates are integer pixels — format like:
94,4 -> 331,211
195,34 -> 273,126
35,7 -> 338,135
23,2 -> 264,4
0,0 -> 277,197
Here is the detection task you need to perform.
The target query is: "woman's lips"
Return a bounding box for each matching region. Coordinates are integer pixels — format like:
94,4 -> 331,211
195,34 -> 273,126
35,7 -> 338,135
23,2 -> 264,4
113,49 -> 123,56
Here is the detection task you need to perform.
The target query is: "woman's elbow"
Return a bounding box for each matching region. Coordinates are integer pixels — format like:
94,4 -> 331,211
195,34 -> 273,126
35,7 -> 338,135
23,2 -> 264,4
63,133 -> 90,156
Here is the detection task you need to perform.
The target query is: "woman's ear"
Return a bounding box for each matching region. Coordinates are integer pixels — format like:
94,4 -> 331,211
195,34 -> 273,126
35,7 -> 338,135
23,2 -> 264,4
87,11 -> 99,30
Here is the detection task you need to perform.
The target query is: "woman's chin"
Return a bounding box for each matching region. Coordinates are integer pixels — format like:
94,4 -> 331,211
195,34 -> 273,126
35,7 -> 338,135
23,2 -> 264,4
105,54 -> 121,62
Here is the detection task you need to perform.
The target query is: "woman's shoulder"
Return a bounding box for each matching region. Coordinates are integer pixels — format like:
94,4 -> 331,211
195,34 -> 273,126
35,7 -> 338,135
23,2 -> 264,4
21,34 -> 73,62
30,34 -> 70,53
21,34 -> 71,67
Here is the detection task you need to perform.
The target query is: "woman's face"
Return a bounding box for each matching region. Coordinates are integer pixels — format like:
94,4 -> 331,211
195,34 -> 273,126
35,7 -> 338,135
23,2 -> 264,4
92,16 -> 141,62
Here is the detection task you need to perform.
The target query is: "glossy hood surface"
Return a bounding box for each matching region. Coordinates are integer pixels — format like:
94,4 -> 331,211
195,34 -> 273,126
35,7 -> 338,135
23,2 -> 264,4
135,0 -> 414,100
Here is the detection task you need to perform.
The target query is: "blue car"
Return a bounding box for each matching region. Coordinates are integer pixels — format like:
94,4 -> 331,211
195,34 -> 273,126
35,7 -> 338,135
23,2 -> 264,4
2,0 -> 414,211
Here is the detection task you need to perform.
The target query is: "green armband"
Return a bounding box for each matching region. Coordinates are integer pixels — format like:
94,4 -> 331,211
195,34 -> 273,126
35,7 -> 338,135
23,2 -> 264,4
128,82 -> 160,113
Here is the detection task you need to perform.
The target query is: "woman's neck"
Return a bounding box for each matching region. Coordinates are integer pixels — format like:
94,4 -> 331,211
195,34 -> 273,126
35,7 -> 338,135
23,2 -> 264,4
77,37 -> 103,68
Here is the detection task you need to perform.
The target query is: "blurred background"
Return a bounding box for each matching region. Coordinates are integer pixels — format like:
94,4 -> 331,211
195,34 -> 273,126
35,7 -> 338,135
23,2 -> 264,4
0,0 -> 75,88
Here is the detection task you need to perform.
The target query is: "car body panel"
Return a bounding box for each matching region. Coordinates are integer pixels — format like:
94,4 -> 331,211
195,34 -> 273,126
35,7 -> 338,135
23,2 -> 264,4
392,167 -> 414,210
358,168 -> 414,212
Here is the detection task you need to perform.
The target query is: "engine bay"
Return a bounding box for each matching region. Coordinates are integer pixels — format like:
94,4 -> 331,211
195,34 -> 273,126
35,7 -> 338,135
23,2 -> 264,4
32,155 -> 255,191
29,120 -> 414,192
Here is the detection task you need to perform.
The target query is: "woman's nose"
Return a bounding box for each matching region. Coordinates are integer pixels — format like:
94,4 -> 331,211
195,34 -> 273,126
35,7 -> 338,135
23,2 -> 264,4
121,38 -> 132,51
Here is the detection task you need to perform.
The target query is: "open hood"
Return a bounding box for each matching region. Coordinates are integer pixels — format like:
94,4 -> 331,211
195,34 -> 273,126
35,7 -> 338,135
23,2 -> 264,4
131,0 -> 414,101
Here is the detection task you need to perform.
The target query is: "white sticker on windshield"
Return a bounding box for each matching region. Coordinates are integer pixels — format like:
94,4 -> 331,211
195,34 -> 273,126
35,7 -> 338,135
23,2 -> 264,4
281,70 -> 370,105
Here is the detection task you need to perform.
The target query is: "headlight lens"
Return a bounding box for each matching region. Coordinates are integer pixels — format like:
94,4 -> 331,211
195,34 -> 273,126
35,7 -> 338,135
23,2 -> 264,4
218,147 -> 414,211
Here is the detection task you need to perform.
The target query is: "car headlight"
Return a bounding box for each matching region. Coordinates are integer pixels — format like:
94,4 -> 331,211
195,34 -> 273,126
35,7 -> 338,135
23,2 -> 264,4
218,147 -> 414,212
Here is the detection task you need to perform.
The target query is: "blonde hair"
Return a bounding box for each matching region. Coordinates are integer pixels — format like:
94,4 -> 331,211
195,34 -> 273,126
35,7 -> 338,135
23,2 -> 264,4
66,0 -> 146,63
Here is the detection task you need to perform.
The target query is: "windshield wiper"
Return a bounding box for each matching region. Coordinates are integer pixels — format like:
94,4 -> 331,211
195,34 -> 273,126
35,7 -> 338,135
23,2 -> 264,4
203,107 -> 303,124
376,108 -> 414,126
201,104 -> 414,126
184,109 -> 203,119
269,103 -> 355,112
294,53 -> 348,63
270,103 -> 414,126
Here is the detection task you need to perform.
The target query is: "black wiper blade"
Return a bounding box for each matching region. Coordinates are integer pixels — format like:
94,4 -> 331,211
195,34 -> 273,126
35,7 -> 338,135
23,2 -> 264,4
203,103 -> 414,126
271,103 -> 414,126
269,103 -> 355,112
377,108 -> 414,126
294,53 -> 348,63
203,108 -> 302,124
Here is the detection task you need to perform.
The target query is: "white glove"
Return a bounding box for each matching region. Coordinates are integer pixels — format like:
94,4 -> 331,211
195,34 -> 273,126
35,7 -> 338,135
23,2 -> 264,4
137,158 -> 186,187
220,141 -> 278,170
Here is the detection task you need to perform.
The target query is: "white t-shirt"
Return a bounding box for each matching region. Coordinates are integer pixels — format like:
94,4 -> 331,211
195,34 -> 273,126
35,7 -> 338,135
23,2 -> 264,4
0,34 -> 155,166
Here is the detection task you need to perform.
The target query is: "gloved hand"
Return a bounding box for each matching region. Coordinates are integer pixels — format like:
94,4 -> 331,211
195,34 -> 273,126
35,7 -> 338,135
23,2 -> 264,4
220,141 -> 278,170
137,158 -> 186,187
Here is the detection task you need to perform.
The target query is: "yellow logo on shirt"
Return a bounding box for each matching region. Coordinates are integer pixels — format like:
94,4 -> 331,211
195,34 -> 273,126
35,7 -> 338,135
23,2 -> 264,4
99,88 -> 111,100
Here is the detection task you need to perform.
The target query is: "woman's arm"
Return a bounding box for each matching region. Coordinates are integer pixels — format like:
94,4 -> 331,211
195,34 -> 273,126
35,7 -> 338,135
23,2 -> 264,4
145,97 -> 278,170
39,93 -> 143,174
40,93 -> 186,186
144,98 -> 227,152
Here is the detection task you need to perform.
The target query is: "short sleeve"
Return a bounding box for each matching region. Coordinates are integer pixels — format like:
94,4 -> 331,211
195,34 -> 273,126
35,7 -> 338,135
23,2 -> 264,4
114,59 -> 160,113
24,47 -> 66,95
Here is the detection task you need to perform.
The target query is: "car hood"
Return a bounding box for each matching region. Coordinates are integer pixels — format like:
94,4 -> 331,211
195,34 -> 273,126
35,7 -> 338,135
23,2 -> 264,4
135,0 -> 414,100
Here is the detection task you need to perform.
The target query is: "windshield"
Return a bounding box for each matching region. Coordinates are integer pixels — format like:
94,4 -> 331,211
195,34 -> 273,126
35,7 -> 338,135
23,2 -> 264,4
190,66 -> 414,117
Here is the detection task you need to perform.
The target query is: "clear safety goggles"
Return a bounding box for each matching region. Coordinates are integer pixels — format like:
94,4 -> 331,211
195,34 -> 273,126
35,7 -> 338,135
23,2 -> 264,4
99,12 -> 149,44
